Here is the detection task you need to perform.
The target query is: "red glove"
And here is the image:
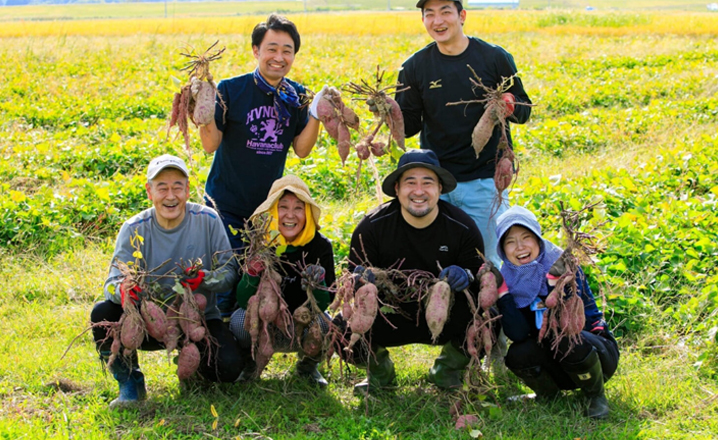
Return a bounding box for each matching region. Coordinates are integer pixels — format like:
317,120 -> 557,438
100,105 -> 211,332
501,92 -> 515,117
181,269 -> 205,291
119,282 -> 141,307
246,258 -> 265,277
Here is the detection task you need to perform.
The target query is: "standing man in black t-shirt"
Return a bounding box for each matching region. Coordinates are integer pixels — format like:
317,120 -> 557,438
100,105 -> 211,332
344,149 -> 495,395
397,0 -> 532,267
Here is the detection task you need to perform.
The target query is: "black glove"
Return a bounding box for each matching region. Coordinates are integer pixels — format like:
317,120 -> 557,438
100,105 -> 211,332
301,264 -> 326,290
439,265 -> 472,292
353,265 -> 376,285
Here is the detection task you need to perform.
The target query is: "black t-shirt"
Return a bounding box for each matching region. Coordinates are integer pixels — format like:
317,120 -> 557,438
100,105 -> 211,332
348,199 -> 485,346
397,37 -> 532,182
278,232 -> 336,312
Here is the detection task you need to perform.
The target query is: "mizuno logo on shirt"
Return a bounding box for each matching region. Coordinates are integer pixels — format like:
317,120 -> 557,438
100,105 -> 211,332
439,245 -> 449,252
429,79 -> 442,89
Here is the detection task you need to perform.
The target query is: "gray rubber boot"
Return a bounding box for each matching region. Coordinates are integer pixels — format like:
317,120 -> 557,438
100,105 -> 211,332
101,351 -> 146,408
562,349 -> 610,419
353,347 -> 396,397
296,349 -> 328,387
428,341 -> 471,390
510,365 -> 562,402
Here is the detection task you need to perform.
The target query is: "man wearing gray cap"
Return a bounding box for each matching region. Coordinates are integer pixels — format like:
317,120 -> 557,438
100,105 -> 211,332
340,149 -> 497,395
90,154 -> 242,407
396,0 -> 532,267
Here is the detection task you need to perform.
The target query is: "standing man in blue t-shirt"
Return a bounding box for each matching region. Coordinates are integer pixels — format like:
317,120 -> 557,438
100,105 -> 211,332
198,14 -> 324,316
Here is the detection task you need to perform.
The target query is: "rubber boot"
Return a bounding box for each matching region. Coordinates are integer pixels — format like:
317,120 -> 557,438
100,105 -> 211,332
296,350 -> 328,388
101,351 -> 146,408
562,349 -> 610,419
510,365 -> 562,402
428,341 -> 470,390
236,348 -> 257,382
353,347 -> 396,397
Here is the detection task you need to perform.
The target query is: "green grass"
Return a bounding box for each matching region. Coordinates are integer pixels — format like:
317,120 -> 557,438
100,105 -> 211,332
1,247 -> 717,439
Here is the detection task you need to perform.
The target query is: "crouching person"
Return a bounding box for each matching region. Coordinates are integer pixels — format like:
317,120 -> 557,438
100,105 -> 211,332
338,150 -> 494,395
229,175 -> 336,387
494,206 -> 619,419
90,154 -> 243,407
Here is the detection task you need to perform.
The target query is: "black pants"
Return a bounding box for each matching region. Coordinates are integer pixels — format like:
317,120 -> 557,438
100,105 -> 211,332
91,300 -> 244,382
504,331 -> 620,390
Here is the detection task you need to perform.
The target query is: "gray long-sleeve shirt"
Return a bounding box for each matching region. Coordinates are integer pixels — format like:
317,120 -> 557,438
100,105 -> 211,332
104,202 -> 238,321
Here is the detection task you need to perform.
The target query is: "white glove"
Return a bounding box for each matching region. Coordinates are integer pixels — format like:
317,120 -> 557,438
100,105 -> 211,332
309,85 -> 329,120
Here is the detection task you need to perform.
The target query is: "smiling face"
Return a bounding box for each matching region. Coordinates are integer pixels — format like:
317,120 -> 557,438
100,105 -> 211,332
145,168 -> 189,230
253,29 -> 295,87
395,167 -> 442,228
421,0 -> 467,52
276,192 -> 306,243
502,225 -> 541,266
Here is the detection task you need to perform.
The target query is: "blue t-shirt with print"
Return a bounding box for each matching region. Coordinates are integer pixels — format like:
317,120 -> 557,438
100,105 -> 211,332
206,73 -> 309,219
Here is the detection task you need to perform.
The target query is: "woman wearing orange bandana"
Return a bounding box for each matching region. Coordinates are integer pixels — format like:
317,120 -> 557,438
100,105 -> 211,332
229,175 -> 335,386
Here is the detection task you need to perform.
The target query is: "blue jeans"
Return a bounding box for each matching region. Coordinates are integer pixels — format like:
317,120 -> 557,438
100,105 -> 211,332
440,178 -> 508,267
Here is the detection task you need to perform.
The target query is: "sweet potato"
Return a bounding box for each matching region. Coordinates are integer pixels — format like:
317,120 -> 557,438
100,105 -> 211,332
341,103 -> 361,130
120,306 -> 145,351
293,306 -> 312,327
189,325 -> 206,342
355,139 -> 371,161
426,280 -> 452,343
258,272 -> 280,323
337,123 -> 352,165
245,294 -> 261,357
140,300 -> 167,341
177,342 -> 200,380
317,98 -> 339,140
191,80 -> 216,126
477,267 -> 499,311
466,321 -> 480,359
193,293 -> 207,312
302,320 -> 323,358
164,304 -> 181,353
545,290 -> 560,309
494,156 -> 514,193
255,329 -> 274,376
346,283 -> 378,350
369,141 -> 387,157
385,96 -> 405,151
471,104 -> 499,158
179,301 -> 201,338
482,325 -> 493,355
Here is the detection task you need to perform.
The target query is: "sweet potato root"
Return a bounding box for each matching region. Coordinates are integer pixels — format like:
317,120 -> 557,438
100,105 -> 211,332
141,300 -> 167,341
425,280 -> 452,343
177,342 -> 200,380
346,283 -> 378,351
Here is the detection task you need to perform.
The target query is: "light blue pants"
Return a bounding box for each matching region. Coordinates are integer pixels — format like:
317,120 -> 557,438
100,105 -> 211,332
441,177 -> 509,267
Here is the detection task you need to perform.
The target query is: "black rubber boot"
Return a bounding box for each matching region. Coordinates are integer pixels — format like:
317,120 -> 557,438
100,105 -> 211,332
296,351 -> 328,388
353,346 -> 396,397
101,351 -> 146,408
510,365 -> 562,402
428,341 -> 470,390
236,348 -> 257,382
562,349 -> 610,419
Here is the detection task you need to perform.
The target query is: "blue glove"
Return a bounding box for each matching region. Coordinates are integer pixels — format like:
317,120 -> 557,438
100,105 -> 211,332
353,265 -> 376,285
439,265 -> 472,292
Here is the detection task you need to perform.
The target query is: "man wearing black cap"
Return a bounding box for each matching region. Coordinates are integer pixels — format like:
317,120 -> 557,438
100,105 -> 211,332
345,149 -> 494,395
396,0 -> 532,267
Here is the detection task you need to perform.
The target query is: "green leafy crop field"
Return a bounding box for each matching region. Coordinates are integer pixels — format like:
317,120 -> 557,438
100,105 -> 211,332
1,8 -> 717,440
